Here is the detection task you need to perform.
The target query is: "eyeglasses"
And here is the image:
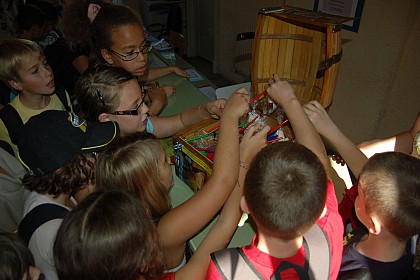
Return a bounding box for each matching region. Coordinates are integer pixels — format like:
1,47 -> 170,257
108,41 -> 152,61
111,94 -> 146,116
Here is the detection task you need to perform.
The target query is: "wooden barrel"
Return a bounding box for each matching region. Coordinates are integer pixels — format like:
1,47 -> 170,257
251,7 -> 351,108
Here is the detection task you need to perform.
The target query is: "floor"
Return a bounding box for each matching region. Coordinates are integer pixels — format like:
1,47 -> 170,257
183,56 -> 232,88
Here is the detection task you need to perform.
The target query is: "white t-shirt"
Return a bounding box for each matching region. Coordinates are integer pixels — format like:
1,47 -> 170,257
23,192 -> 75,280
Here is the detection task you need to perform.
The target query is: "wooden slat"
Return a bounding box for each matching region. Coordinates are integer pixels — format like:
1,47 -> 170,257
302,30 -> 321,104
252,10 -> 343,107
269,18 -> 281,79
320,26 -> 341,107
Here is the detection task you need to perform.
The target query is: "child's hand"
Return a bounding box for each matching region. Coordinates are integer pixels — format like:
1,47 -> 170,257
147,87 -> 168,109
203,99 -> 227,119
172,66 -> 189,78
240,125 -> 270,165
265,74 -> 296,106
222,88 -> 250,120
302,100 -> 335,136
161,85 -> 176,97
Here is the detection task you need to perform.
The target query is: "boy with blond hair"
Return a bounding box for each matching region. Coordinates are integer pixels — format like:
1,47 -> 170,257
303,100 -> 420,279
207,75 -> 344,279
0,38 -> 72,156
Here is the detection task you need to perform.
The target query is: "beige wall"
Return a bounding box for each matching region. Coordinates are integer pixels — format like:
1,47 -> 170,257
216,0 -> 420,143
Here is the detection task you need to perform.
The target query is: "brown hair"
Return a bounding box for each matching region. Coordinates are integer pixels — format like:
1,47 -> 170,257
359,152 -> 420,240
75,65 -> 135,122
61,0 -> 109,52
53,190 -> 164,280
22,153 -> 96,197
0,233 -> 35,280
244,142 -> 328,239
0,38 -> 43,83
95,132 -> 172,221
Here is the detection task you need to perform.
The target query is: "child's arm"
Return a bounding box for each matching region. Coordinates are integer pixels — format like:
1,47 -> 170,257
358,113 -> 420,157
138,66 -> 189,82
157,89 -> 250,265
175,125 -> 269,279
147,86 -> 176,116
303,100 -> 368,178
149,99 -> 226,138
147,87 -> 168,115
266,75 -> 330,177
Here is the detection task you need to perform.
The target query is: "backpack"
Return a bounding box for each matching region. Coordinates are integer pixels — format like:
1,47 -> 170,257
0,84 -> 71,146
18,203 -> 69,245
211,224 -> 330,280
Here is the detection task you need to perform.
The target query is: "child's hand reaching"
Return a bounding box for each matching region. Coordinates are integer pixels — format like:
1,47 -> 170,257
265,74 -> 296,106
222,87 -> 250,120
147,87 -> 168,115
203,99 -> 227,120
171,66 -> 189,78
240,124 -> 270,165
302,100 -> 336,136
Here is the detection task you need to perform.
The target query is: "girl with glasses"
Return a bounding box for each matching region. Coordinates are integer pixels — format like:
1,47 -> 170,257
76,65 -> 225,138
62,2 -> 189,115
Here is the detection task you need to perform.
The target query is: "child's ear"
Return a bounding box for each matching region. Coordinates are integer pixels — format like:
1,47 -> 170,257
240,196 -> 250,214
101,49 -> 114,65
87,3 -> 101,23
367,215 -> 382,236
8,80 -> 23,91
98,113 -> 112,123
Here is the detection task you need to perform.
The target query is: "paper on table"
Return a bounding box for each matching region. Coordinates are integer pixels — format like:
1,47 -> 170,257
199,86 -> 216,101
186,68 -> 204,82
215,82 -> 251,99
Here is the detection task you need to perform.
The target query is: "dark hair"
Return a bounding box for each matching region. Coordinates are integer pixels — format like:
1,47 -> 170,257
33,0 -> 58,22
244,142 -> 328,239
54,190 -> 164,280
0,233 -> 34,280
61,0 -> 109,52
22,153 -> 96,197
75,65 -> 135,122
359,152 -> 420,240
96,132 -> 172,221
90,4 -> 143,66
14,4 -> 46,34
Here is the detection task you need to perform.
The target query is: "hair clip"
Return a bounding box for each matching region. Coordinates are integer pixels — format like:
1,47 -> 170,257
96,90 -> 105,106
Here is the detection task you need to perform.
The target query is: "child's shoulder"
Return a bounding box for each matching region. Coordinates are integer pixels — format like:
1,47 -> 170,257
340,227 -> 415,279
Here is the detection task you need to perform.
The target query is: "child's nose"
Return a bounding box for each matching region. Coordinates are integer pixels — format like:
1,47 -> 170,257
136,52 -> 146,62
142,102 -> 149,115
42,66 -> 53,77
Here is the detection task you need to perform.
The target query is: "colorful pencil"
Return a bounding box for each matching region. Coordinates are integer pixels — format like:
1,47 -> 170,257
267,119 -> 289,134
249,90 -> 267,104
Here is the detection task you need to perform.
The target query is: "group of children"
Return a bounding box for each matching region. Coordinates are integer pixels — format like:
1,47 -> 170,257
0,1 -> 419,280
